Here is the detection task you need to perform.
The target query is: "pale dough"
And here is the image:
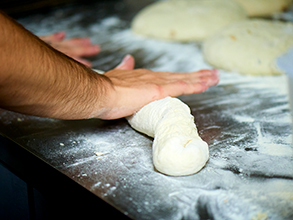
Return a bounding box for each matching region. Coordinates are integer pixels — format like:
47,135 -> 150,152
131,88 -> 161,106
203,19 -> 293,76
131,0 -> 247,41
127,97 -> 209,176
232,0 -> 293,17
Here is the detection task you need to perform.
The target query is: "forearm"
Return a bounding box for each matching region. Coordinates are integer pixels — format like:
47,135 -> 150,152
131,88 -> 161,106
0,12 -> 111,119
0,12 -> 219,121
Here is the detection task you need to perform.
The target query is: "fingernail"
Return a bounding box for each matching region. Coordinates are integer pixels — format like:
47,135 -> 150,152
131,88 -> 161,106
122,54 -> 131,62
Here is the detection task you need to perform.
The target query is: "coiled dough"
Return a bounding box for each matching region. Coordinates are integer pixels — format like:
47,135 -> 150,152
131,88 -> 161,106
127,97 -> 209,176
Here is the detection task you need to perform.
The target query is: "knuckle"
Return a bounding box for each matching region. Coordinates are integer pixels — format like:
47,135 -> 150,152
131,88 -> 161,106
151,83 -> 164,98
177,80 -> 188,87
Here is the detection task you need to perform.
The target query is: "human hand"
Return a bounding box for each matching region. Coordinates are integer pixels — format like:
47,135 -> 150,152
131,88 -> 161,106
40,31 -> 100,67
96,55 -> 219,120
0,11 -> 217,121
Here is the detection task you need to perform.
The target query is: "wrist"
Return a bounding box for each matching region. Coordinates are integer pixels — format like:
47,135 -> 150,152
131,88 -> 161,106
84,71 -> 115,119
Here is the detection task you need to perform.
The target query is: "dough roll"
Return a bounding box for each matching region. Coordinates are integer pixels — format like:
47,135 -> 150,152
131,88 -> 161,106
127,97 -> 209,176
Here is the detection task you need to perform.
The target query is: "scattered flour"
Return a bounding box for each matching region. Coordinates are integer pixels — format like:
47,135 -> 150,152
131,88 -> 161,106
14,9 -> 293,220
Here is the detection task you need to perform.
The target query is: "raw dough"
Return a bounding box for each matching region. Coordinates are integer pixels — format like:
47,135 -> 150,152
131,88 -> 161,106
131,0 -> 247,41
232,0 -> 293,17
127,97 -> 209,176
203,19 -> 293,76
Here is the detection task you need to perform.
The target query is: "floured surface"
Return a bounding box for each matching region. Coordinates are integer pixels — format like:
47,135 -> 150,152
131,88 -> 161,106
0,1 -> 292,219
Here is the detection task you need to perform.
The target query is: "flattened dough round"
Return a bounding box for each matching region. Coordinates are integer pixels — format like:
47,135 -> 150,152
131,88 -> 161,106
203,19 -> 293,76
131,0 -> 247,41
233,0 -> 293,17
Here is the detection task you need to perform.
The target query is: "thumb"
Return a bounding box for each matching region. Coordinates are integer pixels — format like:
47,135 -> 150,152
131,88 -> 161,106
115,54 -> 135,70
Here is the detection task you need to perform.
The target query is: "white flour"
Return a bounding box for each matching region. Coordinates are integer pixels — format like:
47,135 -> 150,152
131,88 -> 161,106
16,8 -> 293,219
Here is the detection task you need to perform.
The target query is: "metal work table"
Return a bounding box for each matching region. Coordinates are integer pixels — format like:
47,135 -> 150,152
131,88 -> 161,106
1,1 -> 293,219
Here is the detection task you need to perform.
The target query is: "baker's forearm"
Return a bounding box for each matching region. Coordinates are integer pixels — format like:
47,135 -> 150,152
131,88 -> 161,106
0,12 -> 110,119
0,12 -> 219,121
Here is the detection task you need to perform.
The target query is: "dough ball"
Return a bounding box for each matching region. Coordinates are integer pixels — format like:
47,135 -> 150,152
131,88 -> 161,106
232,0 -> 293,17
131,0 -> 247,41
203,19 -> 293,76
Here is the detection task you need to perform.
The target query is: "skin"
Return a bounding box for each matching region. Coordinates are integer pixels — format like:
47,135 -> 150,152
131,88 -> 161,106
39,31 -> 100,67
0,11 -> 219,120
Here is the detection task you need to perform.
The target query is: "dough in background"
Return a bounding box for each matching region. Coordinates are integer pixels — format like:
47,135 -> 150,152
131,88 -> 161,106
131,0 -> 247,41
233,0 -> 293,17
203,19 -> 293,76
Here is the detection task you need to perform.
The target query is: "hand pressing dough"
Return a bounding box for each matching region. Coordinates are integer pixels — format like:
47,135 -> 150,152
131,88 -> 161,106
131,0 -> 247,41
203,19 -> 293,76
232,0 -> 293,17
127,97 -> 209,176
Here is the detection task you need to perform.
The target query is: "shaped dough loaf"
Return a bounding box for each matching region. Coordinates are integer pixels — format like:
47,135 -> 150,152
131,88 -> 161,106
232,0 -> 292,17
131,0 -> 247,41
203,19 -> 293,75
127,97 -> 209,176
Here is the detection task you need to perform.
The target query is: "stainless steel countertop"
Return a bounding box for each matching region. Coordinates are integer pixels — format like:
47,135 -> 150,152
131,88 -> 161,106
1,1 -> 293,219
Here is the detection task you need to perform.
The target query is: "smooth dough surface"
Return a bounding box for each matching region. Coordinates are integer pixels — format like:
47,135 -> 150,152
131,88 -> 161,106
203,19 -> 293,76
233,0 -> 293,17
131,0 -> 247,41
127,97 -> 209,176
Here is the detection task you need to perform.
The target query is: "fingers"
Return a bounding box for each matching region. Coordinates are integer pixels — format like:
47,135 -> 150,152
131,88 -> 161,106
151,81 -> 204,100
97,66 -> 220,119
190,69 -> 219,87
183,69 -> 219,93
39,31 -> 65,43
62,37 -> 99,54
59,43 -> 100,57
115,55 -> 135,70
40,32 -> 100,58
62,37 -> 92,46
151,69 -> 220,98
168,69 -> 219,85
51,31 -> 66,41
